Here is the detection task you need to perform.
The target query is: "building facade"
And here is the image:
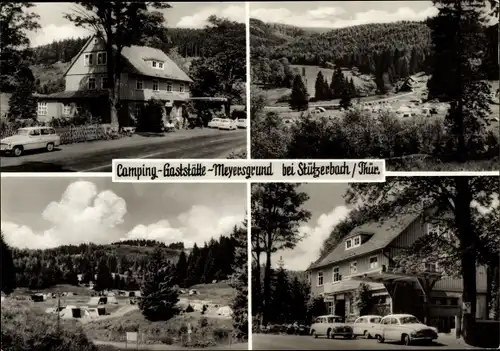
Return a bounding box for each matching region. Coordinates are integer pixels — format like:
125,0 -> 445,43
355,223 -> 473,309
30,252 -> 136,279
307,213 -> 488,333
35,36 -> 193,126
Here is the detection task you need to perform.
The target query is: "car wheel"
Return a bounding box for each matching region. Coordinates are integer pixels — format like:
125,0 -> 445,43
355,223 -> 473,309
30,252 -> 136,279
376,335 -> 384,343
311,330 -> 317,338
46,143 -> 54,152
402,334 -> 411,346
364,330 -> 370,339
13,146 -> 23,157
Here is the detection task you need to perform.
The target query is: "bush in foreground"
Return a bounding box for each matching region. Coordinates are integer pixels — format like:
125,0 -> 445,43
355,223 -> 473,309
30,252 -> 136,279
1,299 -> 97,351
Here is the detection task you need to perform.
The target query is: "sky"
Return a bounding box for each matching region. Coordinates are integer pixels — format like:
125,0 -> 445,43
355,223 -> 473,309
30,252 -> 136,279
271,183 -> 352,272
1,178 -> 246,250
250,1 -> 498,28
27,2 -> 246,47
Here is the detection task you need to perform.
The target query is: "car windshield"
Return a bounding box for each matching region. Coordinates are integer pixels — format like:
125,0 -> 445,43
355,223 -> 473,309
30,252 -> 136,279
400,316 -> 420,324
328,317 -> 342,323
16,129 -> 30,136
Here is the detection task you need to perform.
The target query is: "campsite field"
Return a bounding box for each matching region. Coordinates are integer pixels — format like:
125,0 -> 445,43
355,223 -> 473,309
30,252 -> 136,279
5,282 -> 239,349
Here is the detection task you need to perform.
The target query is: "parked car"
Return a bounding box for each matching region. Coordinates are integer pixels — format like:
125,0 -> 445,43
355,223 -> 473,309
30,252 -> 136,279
285,321 -> 310,335
164,121 -> 175,132
218,118 -> 238,130
373,314 -> 438,346
1,126 -> 61,156
236,118 -> 247,129
207,118 -> 222,128
310,314 -> 354,339
351,315 -> 382,339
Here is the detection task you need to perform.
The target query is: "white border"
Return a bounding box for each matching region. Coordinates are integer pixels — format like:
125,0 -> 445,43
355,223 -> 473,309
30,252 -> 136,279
245,1 -> 251,160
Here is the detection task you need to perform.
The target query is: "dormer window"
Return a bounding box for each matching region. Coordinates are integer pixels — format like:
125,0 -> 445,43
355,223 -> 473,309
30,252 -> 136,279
150,60 -> 164,70
346,235 -> 362,250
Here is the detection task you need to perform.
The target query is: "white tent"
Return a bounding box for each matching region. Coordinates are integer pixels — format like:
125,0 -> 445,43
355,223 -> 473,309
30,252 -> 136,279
87,308 -> 99,319
188,289 -> 198,296
216,306 -> 233,317
87,297 -> 101,306
60,305 -> 89,319
192,303 -> 204,312
107,296 -> 118,304
107,292 -> 116,297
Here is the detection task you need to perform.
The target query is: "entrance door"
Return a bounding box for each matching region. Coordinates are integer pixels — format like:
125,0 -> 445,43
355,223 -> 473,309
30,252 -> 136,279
335,300 -> 346,320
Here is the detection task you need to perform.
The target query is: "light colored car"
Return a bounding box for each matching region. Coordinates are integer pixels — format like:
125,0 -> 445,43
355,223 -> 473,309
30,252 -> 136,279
1,126 -> 61,156
373,314 -> 438,346
218,118 -> 237,130
207,118 -> 222,128
310,314 -> 354,339
352,315 -> 382,339
236,118 -> 247,129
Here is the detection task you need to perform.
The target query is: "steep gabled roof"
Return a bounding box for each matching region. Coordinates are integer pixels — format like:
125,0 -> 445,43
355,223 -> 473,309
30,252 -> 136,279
308,213 -> 420,271
64,35 -> 192,83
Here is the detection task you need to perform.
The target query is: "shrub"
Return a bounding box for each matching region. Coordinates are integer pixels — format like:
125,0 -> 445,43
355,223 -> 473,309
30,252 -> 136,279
136,98 -> 165,133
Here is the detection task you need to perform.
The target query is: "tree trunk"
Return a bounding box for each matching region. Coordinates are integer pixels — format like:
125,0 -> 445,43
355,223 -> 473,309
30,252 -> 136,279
263,248 -> 272,325
253,250 -> 261,320
455,177 -> 477,344
110,76 -> 120,129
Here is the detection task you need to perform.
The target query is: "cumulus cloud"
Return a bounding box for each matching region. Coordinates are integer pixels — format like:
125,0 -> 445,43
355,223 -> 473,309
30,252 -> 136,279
1,181 -> 126,249
124,205 -> 243,247
30,24 -> 91,47
277,205 -> 352,271
1,181 -> 243,250
250,6 -> 438,28
176,4 -> 245,28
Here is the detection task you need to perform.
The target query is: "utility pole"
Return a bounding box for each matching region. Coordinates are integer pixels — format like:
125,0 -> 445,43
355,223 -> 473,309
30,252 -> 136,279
56,290 -> 61,335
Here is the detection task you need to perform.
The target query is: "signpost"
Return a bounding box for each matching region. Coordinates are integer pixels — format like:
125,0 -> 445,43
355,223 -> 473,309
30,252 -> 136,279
125,332 -> 139,350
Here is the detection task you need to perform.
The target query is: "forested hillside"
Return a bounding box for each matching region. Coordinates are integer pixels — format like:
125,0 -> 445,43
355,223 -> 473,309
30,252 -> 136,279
251,19 -> 499,84
10,233 -> 238,291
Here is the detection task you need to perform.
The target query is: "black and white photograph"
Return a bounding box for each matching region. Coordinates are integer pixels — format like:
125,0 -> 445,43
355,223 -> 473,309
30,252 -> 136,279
0,2 -> 247,172
250,1 -> 499,171
251,179 -> 499,349
0,178 -> 249,350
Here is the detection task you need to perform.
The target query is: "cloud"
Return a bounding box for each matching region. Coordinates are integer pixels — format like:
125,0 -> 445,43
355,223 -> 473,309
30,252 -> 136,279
176,4 -> 245,28
1,181 -> 243,250
125,205 -> 243,247
1,181 -> 126,249
250,6 -> 438,28
30,24 -> 91,47
276,205 -> 352,271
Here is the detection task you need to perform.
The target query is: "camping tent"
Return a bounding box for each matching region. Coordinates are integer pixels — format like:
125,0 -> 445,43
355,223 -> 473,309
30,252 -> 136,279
107,296 -> 118,304
59,305 -> 89,319
192,303 -> 204,312
188,289 -> 198,296
216,306 -> 233,317
87,297 -> 101,305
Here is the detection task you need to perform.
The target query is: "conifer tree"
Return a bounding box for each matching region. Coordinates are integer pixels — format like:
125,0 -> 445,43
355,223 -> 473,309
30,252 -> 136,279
289,75 -> 309,111
139,248 -> 179,321
1,233 -> 16,294
8,66 -> 38,120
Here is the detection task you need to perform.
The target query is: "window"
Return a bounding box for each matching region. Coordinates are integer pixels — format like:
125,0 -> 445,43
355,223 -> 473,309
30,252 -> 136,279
41,128 -> 50,135
449,298 -> 459,306
425,263 -> 437,273
152,80 -> 159,91
370,317 -> 381,323
38,102 -> 47,116
369,256 -> 378,270
84,53 -> 94,66
317,271 -> 323,286
167,83 -> 173,92
353,236 -> 361,246
136,79 -> 143,90
135,103 -> 142,117
350,261 -> 357,274
29,129 -> 40,136
333,267 -> 341,282
48,128 -> 55,135
63,104 -> 71,116
158,62 -> 164,69
101,77 -> 110,89
88,77 -> 96,90
97,52 -> 107,65
346,239 -> 352,249
179,83 -> 185,93
152,61 -> 157,68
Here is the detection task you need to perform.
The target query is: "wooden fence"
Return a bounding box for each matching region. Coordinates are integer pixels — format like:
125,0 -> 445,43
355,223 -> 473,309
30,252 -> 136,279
0,124 -> 107,145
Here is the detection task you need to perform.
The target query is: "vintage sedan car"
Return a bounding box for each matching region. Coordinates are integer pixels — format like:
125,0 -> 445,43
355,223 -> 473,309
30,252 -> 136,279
236,118 -> 247,129
310,314 -> 354,339
1,126 -> 61,156
218,118 -> 238,130
374,314 -> 438,346
207,118 -> 222,128
352,315 -> 382,339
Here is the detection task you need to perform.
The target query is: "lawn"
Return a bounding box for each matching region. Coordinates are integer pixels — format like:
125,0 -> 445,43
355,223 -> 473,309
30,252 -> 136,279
186,282 -> 236,306
84,309 -> 235,348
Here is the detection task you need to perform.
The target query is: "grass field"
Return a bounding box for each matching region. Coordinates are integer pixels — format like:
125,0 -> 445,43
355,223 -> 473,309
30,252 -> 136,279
186,282 -> 235,306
